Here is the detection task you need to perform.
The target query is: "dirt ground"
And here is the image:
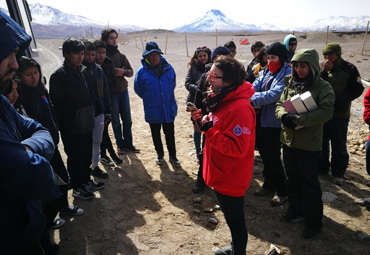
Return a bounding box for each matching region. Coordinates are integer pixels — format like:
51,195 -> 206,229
39,31 -> 370,255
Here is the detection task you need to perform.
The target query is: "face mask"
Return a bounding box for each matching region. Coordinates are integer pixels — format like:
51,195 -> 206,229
268,61 -> 282,74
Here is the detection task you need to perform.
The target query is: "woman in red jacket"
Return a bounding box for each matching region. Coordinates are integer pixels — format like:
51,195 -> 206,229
196,56 -> 256,255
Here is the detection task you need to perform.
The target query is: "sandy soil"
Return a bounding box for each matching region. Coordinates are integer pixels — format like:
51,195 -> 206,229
40,31 -> 370,255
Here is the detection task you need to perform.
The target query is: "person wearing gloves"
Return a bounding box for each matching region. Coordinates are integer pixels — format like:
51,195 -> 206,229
191,55 -> 255,255
190,46 -> 230,194
249,42 -> 291,206
134,41 -> 180,167
275,48 -> 334,238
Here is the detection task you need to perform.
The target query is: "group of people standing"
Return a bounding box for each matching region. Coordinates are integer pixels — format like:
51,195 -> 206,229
1,7 -> 366,254
185,34 -> 364,254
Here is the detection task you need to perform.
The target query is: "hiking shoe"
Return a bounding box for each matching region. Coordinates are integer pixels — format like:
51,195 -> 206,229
214,245 -> 233,255
124,145 -> 140,153
84,180 -> 105,192
333,177 -> 344,186
91,166 -> 109,179
283,210 -> 304,223
49,218 -> 65,229
100,156 -> 115,166
169,156 -> 181,167
192,178 -> 205,194
111,155 -> 124,166
302,226 -> 321,239
72,187 -> 94,200
156,155 -> 164,165
59,205 -> 84,216
254,187 -> 273,197
117,147 -> 125,154
271,193 -> 288,206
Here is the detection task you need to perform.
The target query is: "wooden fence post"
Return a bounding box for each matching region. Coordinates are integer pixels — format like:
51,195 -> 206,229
361,21 -> 369,55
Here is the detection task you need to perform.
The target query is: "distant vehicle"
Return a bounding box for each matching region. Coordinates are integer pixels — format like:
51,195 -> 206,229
0,0 -> 40,61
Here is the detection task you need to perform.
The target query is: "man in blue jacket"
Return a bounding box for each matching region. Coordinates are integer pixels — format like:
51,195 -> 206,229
0,10 -> 57,254
134,41 -> 180,167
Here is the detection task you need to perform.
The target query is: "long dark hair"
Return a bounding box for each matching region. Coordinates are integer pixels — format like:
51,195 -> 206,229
188,47 -> 212,71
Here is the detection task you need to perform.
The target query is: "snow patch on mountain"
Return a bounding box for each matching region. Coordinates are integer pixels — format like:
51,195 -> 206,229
174,9 -> 261,32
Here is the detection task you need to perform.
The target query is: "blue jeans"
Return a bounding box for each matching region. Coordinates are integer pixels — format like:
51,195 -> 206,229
91,114 -> 104,167
110,90 -> 133,149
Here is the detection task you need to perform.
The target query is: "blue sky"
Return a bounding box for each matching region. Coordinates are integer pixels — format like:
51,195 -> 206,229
27,0 -> 370,30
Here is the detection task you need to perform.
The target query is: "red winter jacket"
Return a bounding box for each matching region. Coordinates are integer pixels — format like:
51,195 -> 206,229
363,88 -> 370,139
202,81 -> 256,197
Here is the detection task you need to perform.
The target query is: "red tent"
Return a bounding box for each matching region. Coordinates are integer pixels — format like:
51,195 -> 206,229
240,39 -> 250,45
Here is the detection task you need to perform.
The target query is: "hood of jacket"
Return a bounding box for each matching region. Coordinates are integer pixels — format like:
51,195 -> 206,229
0,10 -> 31,63
283,34 -> 297,52
291,48 -> 321,85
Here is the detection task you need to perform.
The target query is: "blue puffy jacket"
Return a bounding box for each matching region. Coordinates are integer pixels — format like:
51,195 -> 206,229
251,62 -> 292,128
134,56 -> 178,124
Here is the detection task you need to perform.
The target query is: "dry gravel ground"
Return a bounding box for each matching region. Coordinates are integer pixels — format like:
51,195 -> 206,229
38,30 -> 370,255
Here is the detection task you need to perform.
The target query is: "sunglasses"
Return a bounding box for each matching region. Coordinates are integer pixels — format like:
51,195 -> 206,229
196,46 -> 208,51
289,43 -> 297,46
207,71 -> 223,82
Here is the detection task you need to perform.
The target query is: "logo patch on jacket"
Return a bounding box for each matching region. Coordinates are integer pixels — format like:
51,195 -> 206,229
233,125 -> 242,136
357,76 -> 362,84
243,127 -> 251,135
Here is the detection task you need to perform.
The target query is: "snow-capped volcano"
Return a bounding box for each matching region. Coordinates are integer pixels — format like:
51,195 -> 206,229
28,3 -> 145,37
174,9 -> 262,32
30,3 -> 105,27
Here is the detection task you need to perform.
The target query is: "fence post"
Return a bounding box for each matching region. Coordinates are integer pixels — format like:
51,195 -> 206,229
134,31 -> 138,48
325,26 -> 329,45
185,32 -> 189,57
165,30 -> 169,54
216,29 -> 218,48
140,32 -> 144,51
361,21 -> 370,55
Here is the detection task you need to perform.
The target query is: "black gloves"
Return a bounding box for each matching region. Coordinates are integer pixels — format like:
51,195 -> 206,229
281,114 -> 297,129
201,121 -> 213,133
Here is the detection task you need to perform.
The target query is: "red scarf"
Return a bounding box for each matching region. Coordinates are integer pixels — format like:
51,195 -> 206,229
268,61 -> 282,74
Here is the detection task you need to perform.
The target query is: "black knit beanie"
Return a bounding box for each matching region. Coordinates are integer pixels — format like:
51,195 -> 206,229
211,46 -> 230,62
265,42 -> 288,63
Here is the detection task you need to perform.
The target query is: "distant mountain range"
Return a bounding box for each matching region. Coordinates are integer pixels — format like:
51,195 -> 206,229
28,3 -> 370,38
29,3 -> 145,38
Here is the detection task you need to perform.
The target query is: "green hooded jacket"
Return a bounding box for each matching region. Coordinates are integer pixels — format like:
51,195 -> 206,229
275,49 -> 335,151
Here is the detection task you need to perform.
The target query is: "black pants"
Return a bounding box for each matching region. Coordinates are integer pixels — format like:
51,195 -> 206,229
320,117 -> 349,177
215,191 -> 247,255
101,123 -> 116,158
256,125 -> 286,196
283,145 -> 323,230
149,122 -> 176,157
61,131 -> 92,189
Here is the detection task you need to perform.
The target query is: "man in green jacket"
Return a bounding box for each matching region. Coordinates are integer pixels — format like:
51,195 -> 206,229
319,43 -> 364,186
